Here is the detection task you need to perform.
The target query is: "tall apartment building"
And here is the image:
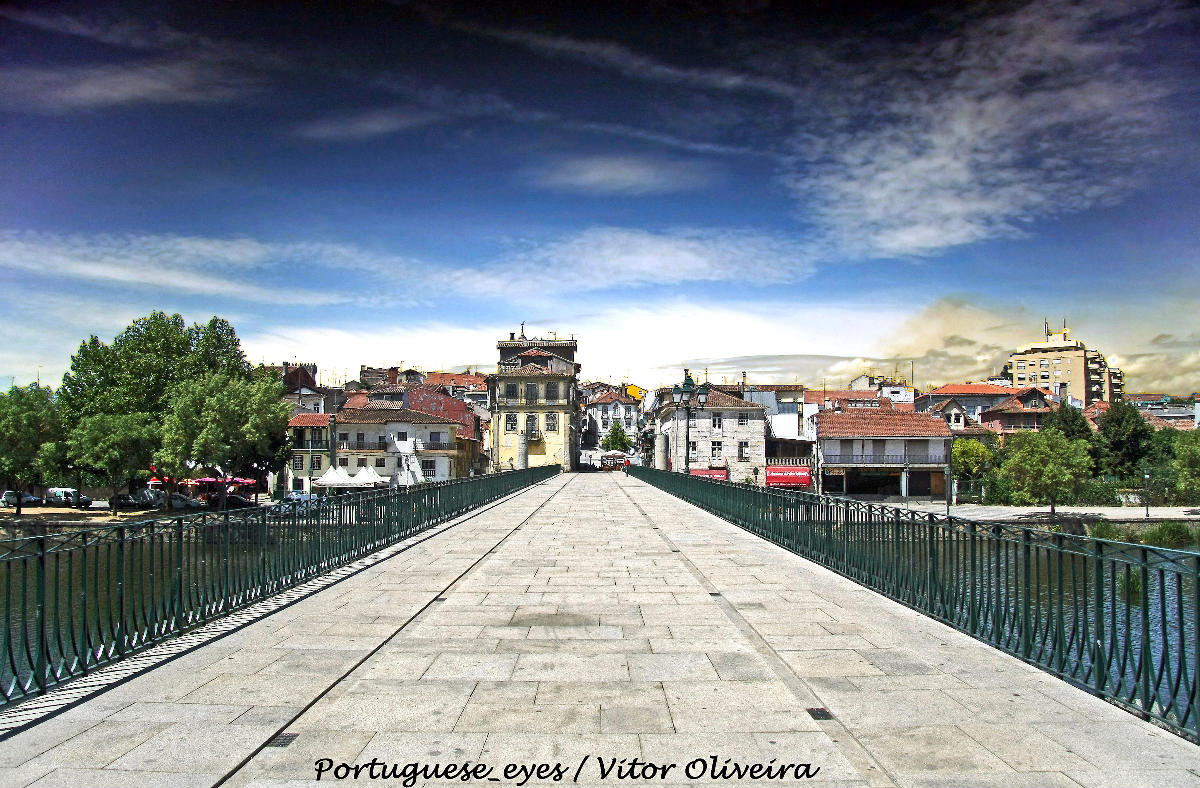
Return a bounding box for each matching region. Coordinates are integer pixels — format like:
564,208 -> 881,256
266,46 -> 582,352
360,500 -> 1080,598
487,329 -> 580,471
1006,325 -> 1124,407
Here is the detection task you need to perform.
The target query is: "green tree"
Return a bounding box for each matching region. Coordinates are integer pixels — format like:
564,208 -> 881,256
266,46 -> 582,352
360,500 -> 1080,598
68,413 -> 159,514
952,438 -> 994,480
1176,430 -> 1200,504
1042,403 -> 1094,443
158,374 -> 290,508
600,421 -> 633,453
0,384 -> 61,514
1000,429 -> 1093,517
1095,401 -> 1154,480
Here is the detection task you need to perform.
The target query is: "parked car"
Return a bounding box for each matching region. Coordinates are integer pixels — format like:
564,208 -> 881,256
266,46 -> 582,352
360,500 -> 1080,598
158,493 -> 205,511
132,488 -> 164,507
283,492 -> 318,503
2,491 -> 42,507
44,488 -> 93,509
110,493 -> 143,511
209,494 -> 257,511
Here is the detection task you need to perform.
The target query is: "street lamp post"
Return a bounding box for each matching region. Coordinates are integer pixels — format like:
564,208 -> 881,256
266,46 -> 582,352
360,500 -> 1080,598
671,369 -> 709,476
1144,466 -> 1151,518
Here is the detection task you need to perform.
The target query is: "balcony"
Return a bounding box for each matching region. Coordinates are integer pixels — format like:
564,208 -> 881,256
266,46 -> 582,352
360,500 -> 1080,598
339,440 -> 388,451
415,440 -> 456,452
765,457 -> 814,466
292,440 -> 329,450
525,431 -> 543,442
822,453 -> 946,466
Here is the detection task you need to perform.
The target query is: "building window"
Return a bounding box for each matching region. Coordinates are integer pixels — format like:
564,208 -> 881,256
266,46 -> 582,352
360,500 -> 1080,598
375,457 -> 386,467
505,413 -> 518,432
738,412 -> 749,426
339,457 -> 348,467
546,412 -> 559,432
357,458 -> 367,467
338,432 -> 349,442
430,431 -> 443,443
545,382 -> 559,401
292,478 -> 304,491
624,417 -> 632,428
397,431 -> 408,441
505,383 -> 519,400
738,441 -> 749,461
711,441 -> 723,458
688,441 -> 697,458
712,412 -> 723,429
1041,360 -> 1049,367
1017,361 -> 1025,370
688,413 -> 696,427
292,455 -> 303,470
526,414 -> 538,434
525,383 -> 539,402
312,456 -> 322,470
421,459 -> 436,474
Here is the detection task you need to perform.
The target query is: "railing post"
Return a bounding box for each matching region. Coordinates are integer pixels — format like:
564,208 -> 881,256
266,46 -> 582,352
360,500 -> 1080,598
1021,528 -> 1032,660
36,535 -> 48,694
1093,539 -> 1107,696
175,520 -> 184,628
117,526 -> 127,659
967,521 -> 978,635
927,513 -> 939,616
1139,547 -> 1152,716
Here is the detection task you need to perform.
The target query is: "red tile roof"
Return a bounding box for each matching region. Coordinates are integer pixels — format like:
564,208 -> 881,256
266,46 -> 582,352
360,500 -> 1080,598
343,391 -> 368,408
588,391 -> 636,406
804,389 -> 878,405
336,407 -> 459,425
816,410 -> 952,438
288,413 -> 330,428
516,348 -> 555,358
927,383 -> 1016,396
981,388 -> 1055,415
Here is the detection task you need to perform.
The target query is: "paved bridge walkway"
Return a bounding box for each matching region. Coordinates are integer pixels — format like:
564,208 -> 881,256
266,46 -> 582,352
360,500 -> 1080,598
1,473 -> 1198,788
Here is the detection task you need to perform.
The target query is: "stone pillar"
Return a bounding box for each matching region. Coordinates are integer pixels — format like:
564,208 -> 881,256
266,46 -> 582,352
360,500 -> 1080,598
517,434 -> 529,470
654,434 -> 668,470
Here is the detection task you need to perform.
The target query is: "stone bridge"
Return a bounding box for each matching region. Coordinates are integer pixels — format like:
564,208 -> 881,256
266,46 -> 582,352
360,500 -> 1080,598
1,473 -> 1197,787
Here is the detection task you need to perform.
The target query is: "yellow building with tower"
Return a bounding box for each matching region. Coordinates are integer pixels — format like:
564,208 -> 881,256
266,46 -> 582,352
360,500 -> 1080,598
487,330 -> 580,471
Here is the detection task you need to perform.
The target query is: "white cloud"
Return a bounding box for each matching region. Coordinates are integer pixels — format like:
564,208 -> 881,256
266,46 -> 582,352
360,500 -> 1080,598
0,231 -> 347,305
241,300 -> 899,390
527,155 -> 716,195
440,227 -> 816,296
470,26 -> 799,99
293,107 -> 443,141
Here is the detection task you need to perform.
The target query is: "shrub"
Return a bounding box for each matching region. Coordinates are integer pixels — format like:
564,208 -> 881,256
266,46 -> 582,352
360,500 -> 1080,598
1071,479 -> 1122,506
1140,521 -> 1197,550
1089,521 -> 1138,542
982,471 -> 1013,505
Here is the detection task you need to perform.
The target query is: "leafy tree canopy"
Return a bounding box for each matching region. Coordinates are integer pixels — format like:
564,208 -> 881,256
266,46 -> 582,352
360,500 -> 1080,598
1095,401 -> 1154,479
0,383 -> 61,492
1042,403 -> 1093,443
1000,428 -> 1093,516
952,438 -> 994,480
68,413 -> 159,512
1176,430 -> 1200,503
601,421 -> 633,453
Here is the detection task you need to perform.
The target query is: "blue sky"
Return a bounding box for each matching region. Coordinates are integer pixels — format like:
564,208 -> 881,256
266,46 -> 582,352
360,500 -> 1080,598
1,0 -> 1198,392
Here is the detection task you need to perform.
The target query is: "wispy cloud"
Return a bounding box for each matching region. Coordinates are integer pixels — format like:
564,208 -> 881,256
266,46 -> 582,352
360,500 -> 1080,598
468,26 -> 800,100
526,155 -> 716,195
0,8 -> 284,112
0,231 -> 349,305
293,106 -> 443,141
441,227 -> 816,296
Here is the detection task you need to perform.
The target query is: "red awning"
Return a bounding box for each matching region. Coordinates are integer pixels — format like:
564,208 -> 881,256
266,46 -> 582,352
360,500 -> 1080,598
766,465 -> 812,487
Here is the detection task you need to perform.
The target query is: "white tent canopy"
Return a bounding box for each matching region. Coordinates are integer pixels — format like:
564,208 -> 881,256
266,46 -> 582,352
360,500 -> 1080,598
352,466 -> 387,486
313,466 -> 359,487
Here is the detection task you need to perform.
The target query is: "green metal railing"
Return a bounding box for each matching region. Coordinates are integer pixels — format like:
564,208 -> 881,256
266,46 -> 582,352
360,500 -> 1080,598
630,466 -> 1200,742
0,466 -> 559,708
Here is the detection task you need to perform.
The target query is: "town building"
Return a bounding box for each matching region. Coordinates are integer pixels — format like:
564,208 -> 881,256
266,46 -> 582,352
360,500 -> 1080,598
928,398 -> 993,438
914,383 -> 1022,423
814,410 -> 952,501
284,412 -> 333,493
583,390 -> 639,449
650,383 -> 767,484
358,366 -> 426,388
1125,394 -> 1198,428
365,386 -> 487,476
978,387 -> 1055,434
1082,401 -> 1196,433
487,331 -> 580,471
424,371 -> 490,408
1006,325 -> 1124,407
331,408 -> 461,485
